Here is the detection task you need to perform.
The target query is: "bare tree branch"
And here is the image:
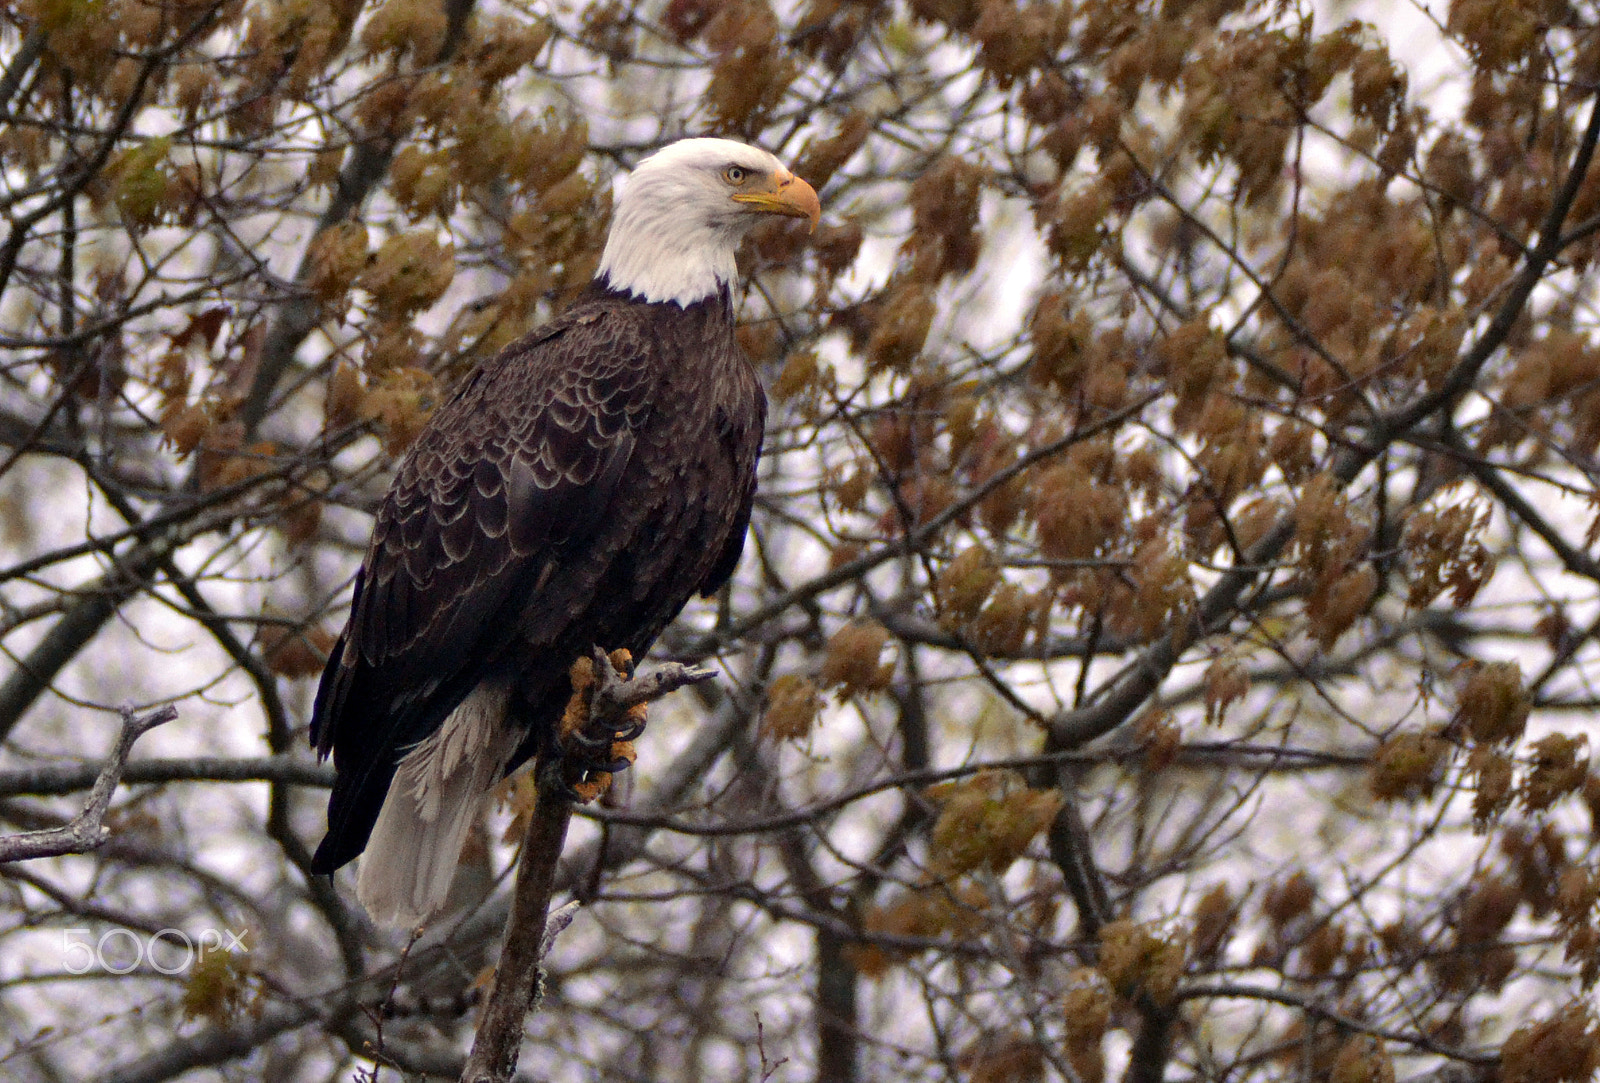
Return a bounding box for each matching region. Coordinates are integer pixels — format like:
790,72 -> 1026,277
0,704 -> 177,862
0,754 -> 331,798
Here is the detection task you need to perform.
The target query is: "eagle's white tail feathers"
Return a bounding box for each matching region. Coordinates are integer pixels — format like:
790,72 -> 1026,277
358,685 -> 515,928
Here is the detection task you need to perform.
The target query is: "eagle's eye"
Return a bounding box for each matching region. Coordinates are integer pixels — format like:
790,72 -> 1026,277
724,165 -> 751,185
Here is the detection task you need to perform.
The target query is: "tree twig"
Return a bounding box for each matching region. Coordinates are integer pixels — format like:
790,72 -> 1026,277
458,652 -> 715,1083
0,704 -> 178,862
0,29 -> 45,116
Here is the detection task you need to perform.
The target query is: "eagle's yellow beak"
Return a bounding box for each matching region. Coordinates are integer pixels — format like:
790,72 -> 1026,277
732,170 -> 822,233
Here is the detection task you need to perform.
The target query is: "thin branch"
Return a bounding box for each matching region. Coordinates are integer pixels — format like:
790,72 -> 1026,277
0,539 -> 175,742
1046,785 -> 1112,937
0,754 -> 331,798
105,1002 -> 322,1083
0,29 -> 45,116
1178,982 -> 1498,1065
0,704 -> 177,862
573,740 -> 1366,837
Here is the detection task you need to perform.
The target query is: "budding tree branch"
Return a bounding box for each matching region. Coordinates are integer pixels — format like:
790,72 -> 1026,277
0,704 -> 178,863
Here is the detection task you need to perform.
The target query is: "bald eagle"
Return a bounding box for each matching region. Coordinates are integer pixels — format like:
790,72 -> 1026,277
309,138 -> 820,926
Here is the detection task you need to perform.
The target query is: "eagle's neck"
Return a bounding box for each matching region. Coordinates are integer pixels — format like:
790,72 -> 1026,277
587,277 -> 736,325
596,197 -> 742,307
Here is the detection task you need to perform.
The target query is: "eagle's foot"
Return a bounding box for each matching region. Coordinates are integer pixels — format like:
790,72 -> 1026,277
565,716 -> 642,770
560,735 -> 638,803
557,649 -> 645,803
566,709 -> 647,751
553,647 -> 716,804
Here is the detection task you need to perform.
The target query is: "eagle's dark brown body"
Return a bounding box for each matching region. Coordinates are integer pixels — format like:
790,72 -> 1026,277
309,282 -> 765,874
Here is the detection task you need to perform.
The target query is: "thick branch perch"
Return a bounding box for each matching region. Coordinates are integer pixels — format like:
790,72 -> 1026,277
0,704 -> 178,862
458,653 -> 715,1083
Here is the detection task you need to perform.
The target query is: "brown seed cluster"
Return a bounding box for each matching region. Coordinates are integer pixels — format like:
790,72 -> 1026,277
180,945 -> 258,1025
850,880 -> 989,977
760,673 -> 824,742
925,771 -> 1063,876
818,620 -> 897,696
1500,1001 -> 1600,1083
1097,918 -> 1185,1005
1059,967 -> 1112,1083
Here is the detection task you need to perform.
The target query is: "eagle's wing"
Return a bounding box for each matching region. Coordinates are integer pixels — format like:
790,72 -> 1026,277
698,392 -> 766,598
309,308 -> 657,872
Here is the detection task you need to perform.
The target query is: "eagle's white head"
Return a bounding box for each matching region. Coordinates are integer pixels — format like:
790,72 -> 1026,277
597,137 -> 821,306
